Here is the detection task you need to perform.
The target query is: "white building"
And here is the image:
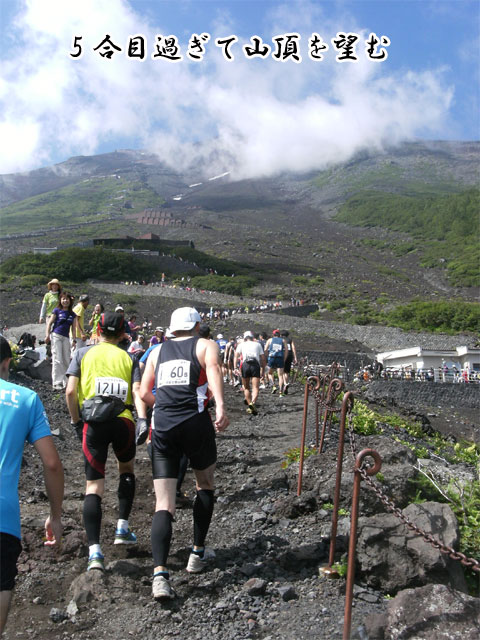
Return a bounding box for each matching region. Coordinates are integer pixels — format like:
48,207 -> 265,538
376,346 -> 480,374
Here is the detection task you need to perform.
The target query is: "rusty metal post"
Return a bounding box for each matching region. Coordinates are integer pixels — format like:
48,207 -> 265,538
315,398 -> 319,449
297,376 -> 320,496
321,378 -> 344,453
297,379 -> 311,496
327,391 -> 354,569
343,449 -> 382,640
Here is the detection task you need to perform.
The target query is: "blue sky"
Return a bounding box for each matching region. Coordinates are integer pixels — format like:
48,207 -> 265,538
0,0 -> 478,176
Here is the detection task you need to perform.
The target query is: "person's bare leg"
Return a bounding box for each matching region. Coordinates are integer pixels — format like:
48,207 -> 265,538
0,590 -> 13,635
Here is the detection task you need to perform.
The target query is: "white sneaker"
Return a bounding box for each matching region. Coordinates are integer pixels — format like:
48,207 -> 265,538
186,547 -> 216,573
152,574 -> 175,600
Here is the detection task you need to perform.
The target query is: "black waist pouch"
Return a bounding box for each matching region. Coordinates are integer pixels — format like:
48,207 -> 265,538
81,395 -> 126,423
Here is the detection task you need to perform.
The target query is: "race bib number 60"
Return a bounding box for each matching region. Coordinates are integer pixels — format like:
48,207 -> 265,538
159,359 -> 191,386
95,377 -> 128,400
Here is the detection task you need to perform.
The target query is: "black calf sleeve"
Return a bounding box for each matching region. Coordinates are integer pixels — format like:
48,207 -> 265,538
118,473 -> 135,521
151,510 -> 173,567
83,494 -> 102,545
193,489 -> 214,548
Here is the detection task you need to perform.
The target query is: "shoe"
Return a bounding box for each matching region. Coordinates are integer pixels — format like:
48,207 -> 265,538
114,528 -> 137,545
87,552 -> 105,572
186,547 -> 216,573
152,574 -> 175,600
53,385 -> 63,391
279,392 -> 284,398
259,384 -> 266,390
248,403 -> 258,416
246,406 -> 253,414
271,386 -> 277,394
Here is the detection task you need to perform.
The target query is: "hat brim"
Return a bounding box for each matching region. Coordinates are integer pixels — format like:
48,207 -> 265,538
169,321 -> 198,333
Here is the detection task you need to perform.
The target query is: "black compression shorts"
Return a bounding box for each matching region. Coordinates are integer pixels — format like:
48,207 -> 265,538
151,411 -> 216,479
284,354 -> 294,374
82,417 -> 136,480
0,533 -> 22,591
241,360 -> 260,379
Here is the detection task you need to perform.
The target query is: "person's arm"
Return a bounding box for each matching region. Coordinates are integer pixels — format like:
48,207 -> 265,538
292,340 -> 298,364
33,436 -> 64,547
45,311 -> 56,343
66,375 -> 80,422
260,352 -> 266,370
39,296 -> 47,323
139,348 -> 159,408
233,346 -> 240,370
202,340 -> 229,433
264,338 -> 271,356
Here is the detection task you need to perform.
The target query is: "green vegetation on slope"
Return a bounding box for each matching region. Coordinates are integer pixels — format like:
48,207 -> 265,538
0,247 -> 260,294
335,188 -> 479,286
101,239 -> 257,277
313,296 -> 480,334
383,300 -> 480,334
0,176 -> 164,234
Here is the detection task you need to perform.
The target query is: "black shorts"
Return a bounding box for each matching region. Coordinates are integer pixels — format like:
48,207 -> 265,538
82,417 -> 136,480
284,354 -> 293,374
241,360 -> 260,379
0,532 -> 22,591
151,411 -> 216,479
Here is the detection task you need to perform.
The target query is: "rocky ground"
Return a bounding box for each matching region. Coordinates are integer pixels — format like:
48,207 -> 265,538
5,364 -> 479,640
2,282 -> 480,640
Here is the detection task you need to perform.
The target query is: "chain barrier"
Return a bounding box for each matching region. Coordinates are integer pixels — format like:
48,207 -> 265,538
346,410 -> 480,573
297,366 -> 345,496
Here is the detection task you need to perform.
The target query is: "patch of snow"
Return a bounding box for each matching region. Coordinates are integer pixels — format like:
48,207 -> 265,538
208,172 -> 230,181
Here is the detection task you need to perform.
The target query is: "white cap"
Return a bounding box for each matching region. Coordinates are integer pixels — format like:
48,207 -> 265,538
217,334 -> 224,339
155,326 -> 164,332
115,305 -> 124,312
243,330 -> 254,339
169,307 -> 201,333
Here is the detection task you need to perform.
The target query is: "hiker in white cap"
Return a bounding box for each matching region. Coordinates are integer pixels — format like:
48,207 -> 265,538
140,307 -> 229,601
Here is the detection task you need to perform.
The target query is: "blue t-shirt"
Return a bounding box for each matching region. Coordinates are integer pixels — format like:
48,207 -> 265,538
139,343 -> 160,365
0,379 -> 52,539
216,338 -> 228,354
52,307 -> 76,338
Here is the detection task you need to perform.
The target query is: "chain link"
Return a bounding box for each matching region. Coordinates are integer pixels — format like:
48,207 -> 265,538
346,410 -> 480,573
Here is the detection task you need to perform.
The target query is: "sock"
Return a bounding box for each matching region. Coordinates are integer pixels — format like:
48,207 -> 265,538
193,489 -> 214,548
89,543 -> 102,557
117,518 -> 129,532
118,473 -> 135,521
151,510 -> 173,568
83,494 -> 102,545
153,570 -> 170,580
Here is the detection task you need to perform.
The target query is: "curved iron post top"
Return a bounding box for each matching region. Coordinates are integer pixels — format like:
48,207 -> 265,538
307,375 -> 321,390
342,390 -> 355,411
355,448 -> 382,475
327,377 -> 344,401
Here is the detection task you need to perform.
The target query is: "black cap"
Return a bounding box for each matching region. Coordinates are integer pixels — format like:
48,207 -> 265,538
98,312 -> 125,336
79,294 -> 89,302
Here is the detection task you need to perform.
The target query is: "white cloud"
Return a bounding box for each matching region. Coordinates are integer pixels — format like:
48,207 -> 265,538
0,0 -> 454,177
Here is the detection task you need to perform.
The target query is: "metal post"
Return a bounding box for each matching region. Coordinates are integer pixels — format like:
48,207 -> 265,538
297,380 -> 311,496
328,391 -> 354,569
343,449 -> 382,640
